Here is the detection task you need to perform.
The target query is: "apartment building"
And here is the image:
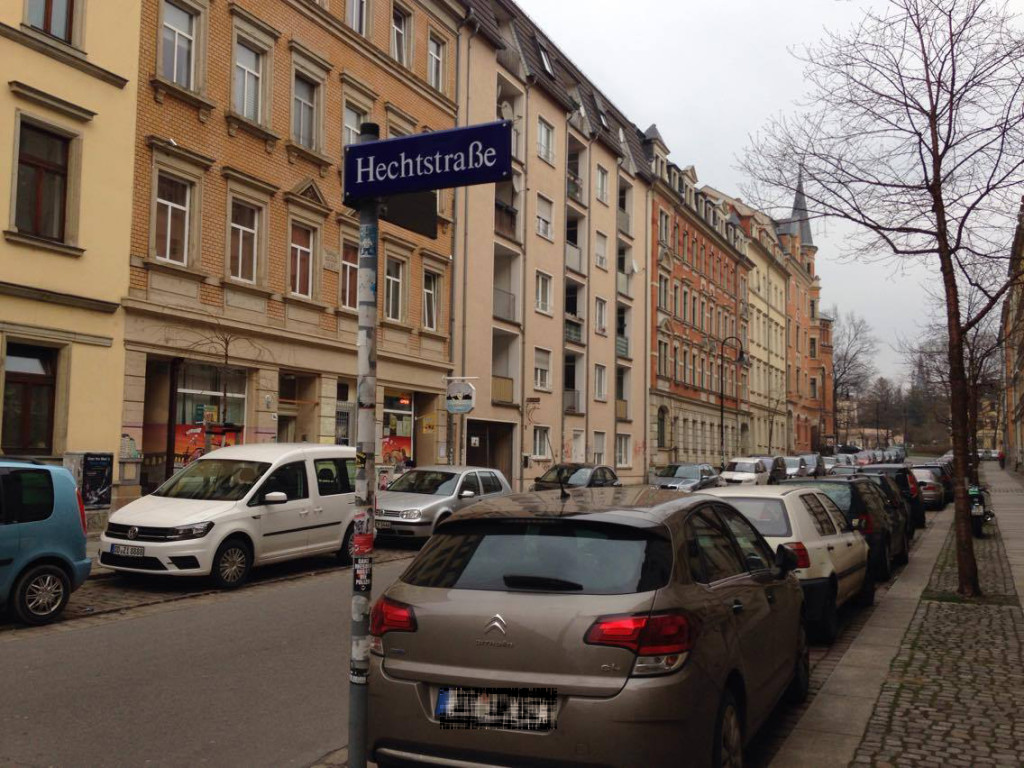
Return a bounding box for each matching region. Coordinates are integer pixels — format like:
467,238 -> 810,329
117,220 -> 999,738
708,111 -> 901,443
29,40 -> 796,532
454,0 -> 648,488
1001,201 -> 1024,469
121,0 -> 463,498
0,0 -> 141,516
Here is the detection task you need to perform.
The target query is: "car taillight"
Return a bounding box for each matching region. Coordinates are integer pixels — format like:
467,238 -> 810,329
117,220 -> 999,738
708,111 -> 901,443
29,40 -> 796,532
76,488 -> 87,535
907,474 -> 920,498
585,611 -> 692,675
783,541 -> 811,569
370,596 -> 417,637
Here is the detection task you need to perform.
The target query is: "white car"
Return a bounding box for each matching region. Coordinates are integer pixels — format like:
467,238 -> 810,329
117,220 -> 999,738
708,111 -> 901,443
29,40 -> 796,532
720,457 -> 770,485
703,485 -> 873,643
100,443 -> 358,588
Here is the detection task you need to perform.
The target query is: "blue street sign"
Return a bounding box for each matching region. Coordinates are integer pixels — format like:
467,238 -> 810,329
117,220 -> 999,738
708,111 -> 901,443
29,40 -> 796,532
344,120 -> 512,201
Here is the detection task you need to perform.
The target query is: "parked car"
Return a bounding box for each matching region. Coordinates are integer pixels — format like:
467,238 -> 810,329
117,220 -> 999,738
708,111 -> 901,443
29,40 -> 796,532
650,463 -> 720,491
1,462 -> 91,625
831,465 -> 860,476
855,451 -> 875,466
912,468 -> 946,509
862,464 -> 926,528
101,444 -> 358,588
781,477 -> 906,581
857,473 -> 914,543
801,453 -> 826,477
707,485 -> 873,643
784,456 -> 810,478
530,463 -> 620,491
378,466 -> 512,539
823,456 -> 837,474
721,458 -> 770,485
367,486 -> 806,768
754,456 -> 789,484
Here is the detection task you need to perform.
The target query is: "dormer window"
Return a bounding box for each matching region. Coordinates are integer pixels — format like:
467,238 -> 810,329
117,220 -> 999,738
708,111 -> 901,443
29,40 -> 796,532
538,46 -> 554,76
598,111 -> 609,129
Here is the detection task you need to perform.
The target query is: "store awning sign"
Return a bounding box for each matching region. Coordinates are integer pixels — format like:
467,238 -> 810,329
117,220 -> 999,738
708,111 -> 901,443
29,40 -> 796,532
445,380 -> 476,415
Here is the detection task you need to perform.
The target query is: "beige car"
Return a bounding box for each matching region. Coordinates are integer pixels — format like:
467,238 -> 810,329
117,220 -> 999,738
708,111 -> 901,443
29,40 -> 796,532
367,487 -> 806,768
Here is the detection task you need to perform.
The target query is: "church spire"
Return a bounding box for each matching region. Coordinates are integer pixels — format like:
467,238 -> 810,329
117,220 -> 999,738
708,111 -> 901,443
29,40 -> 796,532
791,170 -> 814,247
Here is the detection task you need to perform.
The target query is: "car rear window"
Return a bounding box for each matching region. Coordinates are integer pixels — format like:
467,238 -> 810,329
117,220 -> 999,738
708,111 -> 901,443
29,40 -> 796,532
0,469 -> 55,524
792,482 -> 853,514
401,520 -> 673,595
722,498 -> 791,537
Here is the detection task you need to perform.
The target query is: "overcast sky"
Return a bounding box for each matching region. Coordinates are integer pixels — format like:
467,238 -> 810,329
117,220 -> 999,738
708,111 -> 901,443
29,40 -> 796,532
514,0 -> 1024,382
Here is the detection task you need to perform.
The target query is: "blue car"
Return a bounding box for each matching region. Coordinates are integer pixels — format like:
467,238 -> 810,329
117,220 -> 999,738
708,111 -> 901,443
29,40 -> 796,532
0,461 -> 91,625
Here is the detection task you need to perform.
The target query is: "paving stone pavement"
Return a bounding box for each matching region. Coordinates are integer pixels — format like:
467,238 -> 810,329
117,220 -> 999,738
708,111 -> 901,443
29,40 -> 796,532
850,468 -> 1024,767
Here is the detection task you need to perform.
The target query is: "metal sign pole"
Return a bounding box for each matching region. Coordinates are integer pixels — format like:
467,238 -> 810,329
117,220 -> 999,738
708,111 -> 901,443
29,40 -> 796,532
348,122 -> 380,768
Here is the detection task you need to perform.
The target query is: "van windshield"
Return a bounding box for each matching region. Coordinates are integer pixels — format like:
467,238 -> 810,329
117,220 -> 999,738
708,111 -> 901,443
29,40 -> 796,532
726,462 -> 758,473
153,459 -> 271,501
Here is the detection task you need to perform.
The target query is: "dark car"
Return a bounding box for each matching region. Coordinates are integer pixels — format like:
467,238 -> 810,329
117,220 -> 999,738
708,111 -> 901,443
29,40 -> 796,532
863,464 -> 926,528
781,477 -> 906,581
367,487 -> 806,768
800,453 -> 827,477
650,463 -> 720,491
755,456 -> 789,485
858,473 -> 914,543
529,463 -> 620,491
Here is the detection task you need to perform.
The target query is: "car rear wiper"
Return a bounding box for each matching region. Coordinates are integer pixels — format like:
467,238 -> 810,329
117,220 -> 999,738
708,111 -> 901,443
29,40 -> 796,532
502,574 -> 584,591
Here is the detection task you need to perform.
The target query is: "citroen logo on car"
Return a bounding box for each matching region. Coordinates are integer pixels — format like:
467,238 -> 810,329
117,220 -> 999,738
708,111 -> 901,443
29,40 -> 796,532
127,526 -> 139,540
484,614 -> 507,636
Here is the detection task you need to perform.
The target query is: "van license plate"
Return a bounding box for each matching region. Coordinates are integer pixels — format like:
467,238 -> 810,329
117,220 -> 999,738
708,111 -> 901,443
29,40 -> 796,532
374,520 -> 392,529
436,687 -> 556,731
112,544 -> 145,557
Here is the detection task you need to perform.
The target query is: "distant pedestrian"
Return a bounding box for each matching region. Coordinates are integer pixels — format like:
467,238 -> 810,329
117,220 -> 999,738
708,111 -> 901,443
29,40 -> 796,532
998,449 -> 1006,469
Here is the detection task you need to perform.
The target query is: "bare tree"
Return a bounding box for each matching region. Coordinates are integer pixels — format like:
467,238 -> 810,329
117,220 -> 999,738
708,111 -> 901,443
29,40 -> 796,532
830,307 -> 878,400
742,0 -> 1024,596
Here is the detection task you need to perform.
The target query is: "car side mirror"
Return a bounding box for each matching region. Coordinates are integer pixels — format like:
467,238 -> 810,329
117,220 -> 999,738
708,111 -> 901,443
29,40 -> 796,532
263,491 -> 288,505
850,517 -> 867,532
775,545 -> 799,575
459,489 -> 476,499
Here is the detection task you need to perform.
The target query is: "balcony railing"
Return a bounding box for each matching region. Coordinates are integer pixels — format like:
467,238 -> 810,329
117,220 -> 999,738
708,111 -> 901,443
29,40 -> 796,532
565,317 -> 584,344
617,208 -> 632,235
565,242 -> 583,273
615,335 -> 630,358
615,399 -> 629,420
494,201 -> 518,240
493,286 -> 517,322
616,271 -> 632,297
492,375 -> 514,404
563,389 -> 582,414
567,171 -> 584,203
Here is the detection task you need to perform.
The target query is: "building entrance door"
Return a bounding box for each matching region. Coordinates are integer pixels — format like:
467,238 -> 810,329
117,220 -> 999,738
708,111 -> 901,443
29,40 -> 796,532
466,420 -> 515,483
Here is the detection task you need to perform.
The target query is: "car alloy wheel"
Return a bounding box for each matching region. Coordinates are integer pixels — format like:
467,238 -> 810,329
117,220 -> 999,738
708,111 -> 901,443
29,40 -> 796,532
25,573 -> 64,617
14,564 -> 71,625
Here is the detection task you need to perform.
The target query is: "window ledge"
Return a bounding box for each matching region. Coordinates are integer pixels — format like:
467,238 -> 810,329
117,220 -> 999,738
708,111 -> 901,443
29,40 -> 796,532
141,257 -> 206,281
226,111 -> 281,152
420,328 -> 448,341
381,317 -> 414,332
283,293 -> 330,311
150,76 -> 216,120
0,23 -> 127,88
285,140 -> 334,173
335,305 -> 358,317
221,278 -> 275,297
3,230 -> 84,258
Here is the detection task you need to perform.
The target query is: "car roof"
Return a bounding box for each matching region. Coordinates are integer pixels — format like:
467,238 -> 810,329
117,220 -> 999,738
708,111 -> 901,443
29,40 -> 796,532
729,457 -> 764,463
198,443 -> 356,461
408,465 -> 502,474
862,463 -> 908,469
706,486 -> 810,498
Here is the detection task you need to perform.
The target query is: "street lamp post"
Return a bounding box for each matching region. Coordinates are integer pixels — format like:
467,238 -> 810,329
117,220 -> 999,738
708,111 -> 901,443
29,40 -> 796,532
712,335 -> 746,470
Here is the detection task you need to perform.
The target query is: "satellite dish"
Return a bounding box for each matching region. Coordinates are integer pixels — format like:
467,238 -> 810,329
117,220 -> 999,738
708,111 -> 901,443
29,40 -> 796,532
511,174 -> 523,193
499,101 -> 514,121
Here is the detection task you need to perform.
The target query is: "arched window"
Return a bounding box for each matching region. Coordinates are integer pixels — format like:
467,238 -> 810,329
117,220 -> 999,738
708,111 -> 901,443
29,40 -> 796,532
657,407 -> 669,449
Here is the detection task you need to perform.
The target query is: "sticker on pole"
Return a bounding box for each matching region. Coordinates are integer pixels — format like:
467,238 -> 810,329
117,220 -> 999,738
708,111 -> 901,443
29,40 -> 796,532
446,380 -> 476,414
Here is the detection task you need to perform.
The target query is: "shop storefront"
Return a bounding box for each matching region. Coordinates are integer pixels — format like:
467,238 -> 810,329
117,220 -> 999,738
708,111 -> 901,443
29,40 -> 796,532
382,390 -> 414,468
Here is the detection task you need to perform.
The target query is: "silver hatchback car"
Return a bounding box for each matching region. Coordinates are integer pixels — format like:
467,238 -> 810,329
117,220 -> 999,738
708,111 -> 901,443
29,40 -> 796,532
375,466 -> 512,540
368,487 -> 806,768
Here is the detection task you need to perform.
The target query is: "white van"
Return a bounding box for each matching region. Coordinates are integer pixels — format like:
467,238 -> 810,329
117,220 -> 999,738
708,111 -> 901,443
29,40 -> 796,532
100,443 -> 358,588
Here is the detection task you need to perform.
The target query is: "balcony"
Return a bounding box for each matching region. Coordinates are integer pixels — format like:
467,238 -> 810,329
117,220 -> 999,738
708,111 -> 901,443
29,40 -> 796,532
495,201 -> 518,241
493,286 -> 517,323
563,389 -> 581,414
567,171 -> 584,204
492,375 -> 514,404
615,335 -> 630,358
616,271 -> 632,297
565,242 -> 583,273
617,208 -> 632,235
497,46 -> 523,77
565,317 -> 584,345
615,399 -> 629,420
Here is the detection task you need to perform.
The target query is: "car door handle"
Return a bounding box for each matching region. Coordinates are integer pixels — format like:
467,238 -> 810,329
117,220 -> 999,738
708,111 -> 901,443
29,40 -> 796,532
731,599 -> 744,614
827,544 -> 835,551
313,507 -> 323,514
299,509 -> 310,516
846,542 -> 853,548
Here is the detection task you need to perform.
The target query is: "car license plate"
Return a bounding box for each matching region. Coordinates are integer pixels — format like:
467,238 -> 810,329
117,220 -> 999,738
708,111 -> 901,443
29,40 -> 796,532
374,519 -> 392,529
971,505 -> 985,517
436,687 -> 556,731
111,544 -> 145,557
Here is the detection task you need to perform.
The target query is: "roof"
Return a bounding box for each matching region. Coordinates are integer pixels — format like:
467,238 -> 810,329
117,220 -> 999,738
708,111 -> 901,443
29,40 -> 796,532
790,173 -> 814,246
704,486 -> 806,498
197,443 -> 356,461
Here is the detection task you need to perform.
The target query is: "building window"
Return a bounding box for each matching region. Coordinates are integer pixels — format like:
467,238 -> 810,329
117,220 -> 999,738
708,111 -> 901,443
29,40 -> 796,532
534,348 -> 551,390
341,240 -> 358,309
595,231 -> 608,269
538,46 -> 554,76
658,275 -> 669,309
615,434 -> 631,468
28,0 -> 74,43
657,407 -> 668,448
810,337 -> 817,358
533,426 -> 550,458
535,271 -> 552,313
160,1 -> 195,88
229,201 -> 258,282
347,0 -> 368,35
594,364 -> 607,400
537,118 -> 554,163
15,123 -> 68,242
233,41 -> 262,122
422,271 -> 439,330
659,210 -> 670,243
343,104 -> 365,148
289,223 -> 314,297
596,166 -> 609,203
385,258 -> 404,321
811,377 -> 818,399
2,343 -> 57,456
595,298 -> 607,334
391,6 -> 410,66
428,35 -> 444,92
658,340 -> 669,377
593,431 -> 605,464
156,173 -> 190,264
536,195 -> 553,239
292,74 -> 317,149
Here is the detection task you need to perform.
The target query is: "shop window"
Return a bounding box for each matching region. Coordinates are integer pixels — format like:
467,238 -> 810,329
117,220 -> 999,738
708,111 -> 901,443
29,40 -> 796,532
382,392 -> 413,468
174,363 -> 246,467
2,344 -> 57,455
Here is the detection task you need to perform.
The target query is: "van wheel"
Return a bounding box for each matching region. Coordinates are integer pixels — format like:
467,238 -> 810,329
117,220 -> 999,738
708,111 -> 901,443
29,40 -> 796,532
712,690 -> 744,768
337,523 -> 354,566
13,564 -> 70,625
211,538 -> 252,589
